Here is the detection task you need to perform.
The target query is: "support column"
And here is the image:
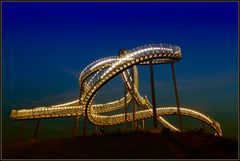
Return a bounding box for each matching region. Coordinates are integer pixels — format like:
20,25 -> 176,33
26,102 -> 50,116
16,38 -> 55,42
33,119 -> 40,140
132,100 -> 136,129
132,67 -> 136,130
202,121 -> 205,132
84,99 -> 91,137
83,110 -> 87,136
141,103 -> 146,132
73,116 -> 80,137
171,63 -> 183,132
124,82 -> 128,132
150,60 -> 158,129
93,125 -> 98,135
18,121 -> 25,142
142,116 -> 145,132
77,85 -> 81,137
76,116 -> 80,136
133,65 -> 139,130
72,117 -> 77,136
80,83 -> 87,137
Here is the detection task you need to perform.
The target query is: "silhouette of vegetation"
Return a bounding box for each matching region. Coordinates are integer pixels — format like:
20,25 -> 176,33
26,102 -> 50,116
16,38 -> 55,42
92,127 -> 210,138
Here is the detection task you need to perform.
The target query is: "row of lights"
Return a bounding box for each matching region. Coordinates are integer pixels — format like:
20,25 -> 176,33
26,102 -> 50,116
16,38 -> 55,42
17,106 -> 81,114
14,44 -> 219,135
51,100 -> 79,108
100,44 -> 179,79
79,56 -> 117,80
89,57 -> 118,71
105,104 -> 210,132
182,108 -> 213,124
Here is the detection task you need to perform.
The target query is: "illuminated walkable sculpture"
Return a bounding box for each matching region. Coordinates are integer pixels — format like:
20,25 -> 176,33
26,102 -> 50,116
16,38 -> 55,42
10,44 -> 222,139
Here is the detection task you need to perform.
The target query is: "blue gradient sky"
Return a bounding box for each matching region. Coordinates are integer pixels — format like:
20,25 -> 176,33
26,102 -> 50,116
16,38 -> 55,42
2,2 -> 238,140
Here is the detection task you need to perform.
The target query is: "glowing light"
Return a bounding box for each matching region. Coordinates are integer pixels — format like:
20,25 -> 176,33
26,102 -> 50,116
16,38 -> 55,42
10,43 -> 221,136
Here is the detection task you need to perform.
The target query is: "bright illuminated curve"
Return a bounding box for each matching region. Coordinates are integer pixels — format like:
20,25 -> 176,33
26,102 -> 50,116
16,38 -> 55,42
10,44 -> 223,136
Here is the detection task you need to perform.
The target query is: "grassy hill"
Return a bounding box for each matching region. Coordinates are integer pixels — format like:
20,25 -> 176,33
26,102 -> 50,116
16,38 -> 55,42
2,130 -> 238,159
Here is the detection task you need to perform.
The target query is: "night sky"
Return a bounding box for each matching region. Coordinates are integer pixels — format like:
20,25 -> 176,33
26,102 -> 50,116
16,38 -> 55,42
2,2 -> 238,141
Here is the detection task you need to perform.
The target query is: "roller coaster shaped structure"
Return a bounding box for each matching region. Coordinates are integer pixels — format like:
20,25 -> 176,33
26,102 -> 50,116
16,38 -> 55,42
10,43 -> 223,137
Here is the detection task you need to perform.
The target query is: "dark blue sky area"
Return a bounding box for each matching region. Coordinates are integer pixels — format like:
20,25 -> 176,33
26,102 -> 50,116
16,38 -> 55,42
2,2 -> 238,139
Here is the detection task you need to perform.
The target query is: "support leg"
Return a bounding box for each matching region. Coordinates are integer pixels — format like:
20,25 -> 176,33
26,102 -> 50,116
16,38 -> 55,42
124,82 -> 127,132
72,117 -> 77,137
132,98 -> 136,130
33,119 -> 40,140
76,116 -> 80,136
132,67 -> 136,130
73,116 -> 80,137
142,117 -> 145,132
83,115 -> 87,136
171,63 -> 183,132
93,125 -> 98,135
150,60 -> 158,129
202,120 -> 205,132
18,121 -> 25,142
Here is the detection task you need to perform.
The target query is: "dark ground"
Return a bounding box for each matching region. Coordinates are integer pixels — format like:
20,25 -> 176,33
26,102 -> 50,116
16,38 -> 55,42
2,131 -> 239,159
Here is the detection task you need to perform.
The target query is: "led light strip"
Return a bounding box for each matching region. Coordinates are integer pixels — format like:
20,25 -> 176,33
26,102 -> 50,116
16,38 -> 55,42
10,43 -> 222,136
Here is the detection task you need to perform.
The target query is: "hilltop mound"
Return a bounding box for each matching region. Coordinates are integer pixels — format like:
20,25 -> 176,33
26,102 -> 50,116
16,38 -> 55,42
2,131 -> 238,159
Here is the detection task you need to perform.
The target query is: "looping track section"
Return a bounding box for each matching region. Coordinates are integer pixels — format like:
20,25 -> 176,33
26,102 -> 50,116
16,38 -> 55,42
10,43 -> 222,136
